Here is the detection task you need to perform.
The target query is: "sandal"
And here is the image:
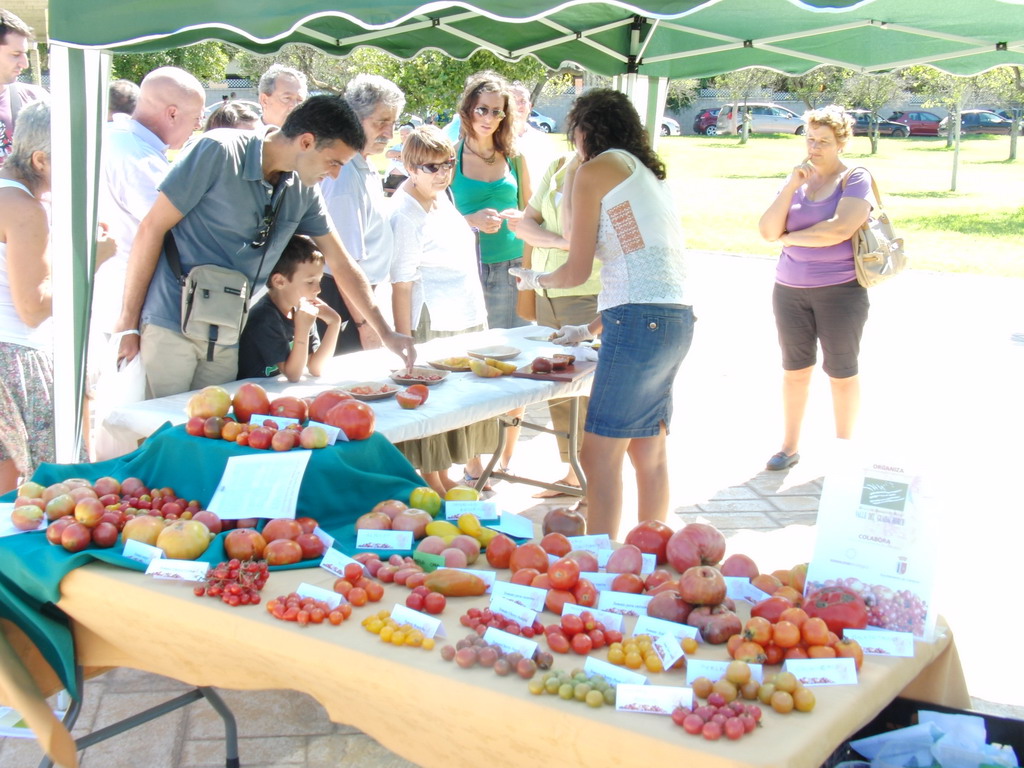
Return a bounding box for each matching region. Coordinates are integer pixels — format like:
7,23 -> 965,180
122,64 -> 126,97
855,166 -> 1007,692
532,482 -> 582,499
462,471 -> 494,494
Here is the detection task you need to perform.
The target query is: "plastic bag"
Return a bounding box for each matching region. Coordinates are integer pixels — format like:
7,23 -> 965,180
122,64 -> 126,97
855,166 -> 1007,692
92,332 -> 148,460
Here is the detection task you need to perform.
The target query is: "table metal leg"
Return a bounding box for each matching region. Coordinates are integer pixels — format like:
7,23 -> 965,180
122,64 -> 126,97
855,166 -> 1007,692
36,668 -> 240,768
478,398 -> 587,498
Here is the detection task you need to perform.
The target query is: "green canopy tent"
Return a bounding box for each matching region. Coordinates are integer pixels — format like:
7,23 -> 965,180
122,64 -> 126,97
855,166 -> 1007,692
45,0 -> 1024,461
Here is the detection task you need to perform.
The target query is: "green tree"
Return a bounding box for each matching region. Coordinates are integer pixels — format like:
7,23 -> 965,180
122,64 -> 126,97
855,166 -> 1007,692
840,72 -> 906,154
665,78 -> 699,112
112,42 -> 231,83
714,69 -> 780,144
229,44 -> 550,123
782,66 -> 851,110
978,66 -> 1023,161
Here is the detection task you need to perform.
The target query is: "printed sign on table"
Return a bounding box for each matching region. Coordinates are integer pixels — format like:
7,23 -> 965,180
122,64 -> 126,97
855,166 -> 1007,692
806,443 -> 939,640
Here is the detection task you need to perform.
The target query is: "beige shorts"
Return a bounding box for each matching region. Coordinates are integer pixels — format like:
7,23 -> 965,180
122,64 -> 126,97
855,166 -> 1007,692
140,324 -> 240,398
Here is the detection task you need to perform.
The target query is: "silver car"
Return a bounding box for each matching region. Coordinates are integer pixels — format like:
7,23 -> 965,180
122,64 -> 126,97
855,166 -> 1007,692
716,102 -> 804,135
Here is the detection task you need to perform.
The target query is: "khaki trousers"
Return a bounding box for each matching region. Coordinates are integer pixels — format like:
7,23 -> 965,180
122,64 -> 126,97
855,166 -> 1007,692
141,324 -> 240,398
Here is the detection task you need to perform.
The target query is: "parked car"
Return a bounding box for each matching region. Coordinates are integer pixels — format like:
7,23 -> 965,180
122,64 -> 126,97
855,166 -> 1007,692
939,109 -> 1014,135
660,115 -> 681,136
848,110 -> 909,138
992,109 -> 1023,130
203,99 -> 262,119
889,110 -> 942,136
692,108 -> 721,136
716,103 -> 804,135
528,109 -> 556,133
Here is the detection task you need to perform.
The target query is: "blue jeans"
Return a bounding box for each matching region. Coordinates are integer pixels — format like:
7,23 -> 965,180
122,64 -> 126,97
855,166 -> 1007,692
585,304 -> 695,438
480,259 -> 530,330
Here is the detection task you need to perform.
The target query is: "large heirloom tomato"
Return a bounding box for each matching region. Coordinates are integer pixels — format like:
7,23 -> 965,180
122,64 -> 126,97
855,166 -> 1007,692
325,400 -> 375,441
803,586 -> 869,635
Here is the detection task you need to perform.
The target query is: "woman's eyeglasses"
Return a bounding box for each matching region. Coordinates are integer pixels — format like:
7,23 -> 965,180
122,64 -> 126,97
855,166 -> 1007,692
472,106 -> 506,120
416,159 -> 456,174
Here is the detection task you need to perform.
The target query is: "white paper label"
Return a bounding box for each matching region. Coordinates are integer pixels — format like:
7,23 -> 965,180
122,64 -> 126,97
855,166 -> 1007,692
122,538 -> 163,565
579,571 -> 617,591
584,657 -> 647,686
306,420 -> 342,445
296,582 -> 343,609
685,659 -> 731,685
390,603 -> 445,638
615,684 -> 692,715
313,525 -> 335,550
444,500 -> 499,521
844,628 -> 915,657
724,576 -> 772,603
490,581 -> 547,612
482,627 -> 539,659
145,558 -> 209,581
783,658 -> 858,686
355,529 -> 413,551
633,615 -> 699,643
319,548 -> 362,578
207,450 -> 311,520
567,534 -> 612,553
488,596 -> 538,628
597,591 -> 652,617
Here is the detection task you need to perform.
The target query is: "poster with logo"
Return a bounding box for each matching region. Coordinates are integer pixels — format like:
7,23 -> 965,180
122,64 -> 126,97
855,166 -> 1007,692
806,443 -> 939,641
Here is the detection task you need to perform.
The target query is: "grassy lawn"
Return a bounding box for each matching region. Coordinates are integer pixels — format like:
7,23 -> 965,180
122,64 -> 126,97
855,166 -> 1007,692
540,132 -> 1024,278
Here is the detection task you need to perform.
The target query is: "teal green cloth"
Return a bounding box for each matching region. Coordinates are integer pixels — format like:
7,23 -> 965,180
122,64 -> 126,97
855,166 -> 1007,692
0,422 -> 425,699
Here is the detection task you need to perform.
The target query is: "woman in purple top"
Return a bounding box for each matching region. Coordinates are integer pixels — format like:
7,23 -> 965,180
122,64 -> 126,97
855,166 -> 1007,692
758,106 -> 872,471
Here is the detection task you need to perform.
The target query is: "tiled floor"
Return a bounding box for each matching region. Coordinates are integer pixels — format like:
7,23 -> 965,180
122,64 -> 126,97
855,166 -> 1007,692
4,251 -> 1022,766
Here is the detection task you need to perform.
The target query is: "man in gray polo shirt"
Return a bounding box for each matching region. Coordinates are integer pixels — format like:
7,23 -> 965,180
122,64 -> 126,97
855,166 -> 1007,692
114,94 -> 416,397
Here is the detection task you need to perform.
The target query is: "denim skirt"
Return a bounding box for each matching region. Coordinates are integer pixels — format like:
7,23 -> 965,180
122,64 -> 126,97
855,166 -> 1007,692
585,303 -> 694,439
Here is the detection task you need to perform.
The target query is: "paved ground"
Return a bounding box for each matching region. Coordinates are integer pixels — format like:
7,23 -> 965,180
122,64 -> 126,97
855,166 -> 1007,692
3,251 -> 1022,767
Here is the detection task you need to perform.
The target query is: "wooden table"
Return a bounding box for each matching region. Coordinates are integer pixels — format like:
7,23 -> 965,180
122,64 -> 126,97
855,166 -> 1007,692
12,557 -> 970,768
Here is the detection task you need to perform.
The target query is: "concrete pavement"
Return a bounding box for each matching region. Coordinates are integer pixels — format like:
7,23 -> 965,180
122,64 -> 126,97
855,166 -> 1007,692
3,251 -> 1021,767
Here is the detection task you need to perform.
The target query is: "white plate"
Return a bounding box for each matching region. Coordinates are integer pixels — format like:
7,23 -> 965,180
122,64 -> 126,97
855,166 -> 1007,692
341,382 -> 399,401
390,367 -> 449,386
467,345 -> 521,361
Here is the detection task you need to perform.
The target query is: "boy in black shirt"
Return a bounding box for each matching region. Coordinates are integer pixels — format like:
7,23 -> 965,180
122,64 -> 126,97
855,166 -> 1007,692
237,236 -> 341,381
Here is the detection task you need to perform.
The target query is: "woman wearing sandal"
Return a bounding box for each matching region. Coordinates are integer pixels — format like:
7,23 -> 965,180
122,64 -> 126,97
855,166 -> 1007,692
758,105 -> 873,472
510,90 -> 693,539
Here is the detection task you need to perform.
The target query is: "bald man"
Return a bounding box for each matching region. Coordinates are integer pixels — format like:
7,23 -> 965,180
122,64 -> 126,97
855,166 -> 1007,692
90,67 -> 205,395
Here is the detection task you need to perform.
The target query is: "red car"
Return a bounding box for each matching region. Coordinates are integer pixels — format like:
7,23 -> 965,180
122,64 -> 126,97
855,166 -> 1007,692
889,110 -> 942,136
692,108 -> 721,136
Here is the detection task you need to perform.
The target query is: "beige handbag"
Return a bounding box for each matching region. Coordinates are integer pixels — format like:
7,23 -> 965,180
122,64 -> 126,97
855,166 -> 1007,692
843,168 -> 907,288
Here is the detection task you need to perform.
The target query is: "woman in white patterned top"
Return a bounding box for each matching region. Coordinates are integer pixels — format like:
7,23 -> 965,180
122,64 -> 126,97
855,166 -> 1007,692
510,89 -> 694,539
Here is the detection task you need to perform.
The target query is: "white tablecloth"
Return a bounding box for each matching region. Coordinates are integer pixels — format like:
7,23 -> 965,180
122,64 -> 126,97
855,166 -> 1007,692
97,326 -> 594,458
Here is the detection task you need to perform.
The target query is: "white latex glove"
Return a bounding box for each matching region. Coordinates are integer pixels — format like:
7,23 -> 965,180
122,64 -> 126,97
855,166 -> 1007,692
508,267 -> 545,292
550,324 -> 594,345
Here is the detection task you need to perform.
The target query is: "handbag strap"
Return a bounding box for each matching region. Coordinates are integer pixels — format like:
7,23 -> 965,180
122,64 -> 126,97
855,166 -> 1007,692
840,166 -> 884,210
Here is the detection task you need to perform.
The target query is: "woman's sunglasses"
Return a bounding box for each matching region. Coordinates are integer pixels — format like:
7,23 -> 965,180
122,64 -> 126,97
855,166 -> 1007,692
416,159 -> 456,174
472,106 -> 506,120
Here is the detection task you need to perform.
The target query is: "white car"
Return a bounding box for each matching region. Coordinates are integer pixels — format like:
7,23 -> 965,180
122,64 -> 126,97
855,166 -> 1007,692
716,103 -> 804,135
528,109 -> 557,133
660,116 -> 681,136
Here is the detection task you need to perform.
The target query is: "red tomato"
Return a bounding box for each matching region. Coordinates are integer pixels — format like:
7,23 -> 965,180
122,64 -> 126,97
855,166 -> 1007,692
803,586 -> 869,635
560,613 -> 585,636
623,520 -> 674,564
610,572 -> 645,594
395,389 -> 424,410
548,557 -> 581,590
231,382 -> 271,424
423,592 -> 446,614
545,589 -> 576,615
406,384 -> 429,404
547,631 -> 571,654
572,578 -> 598,607
308,389 -> 354,423
570,632 -> 593,654
750,596 -> 794,623
325,400 -> 376,440
269,396 -> 308,422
